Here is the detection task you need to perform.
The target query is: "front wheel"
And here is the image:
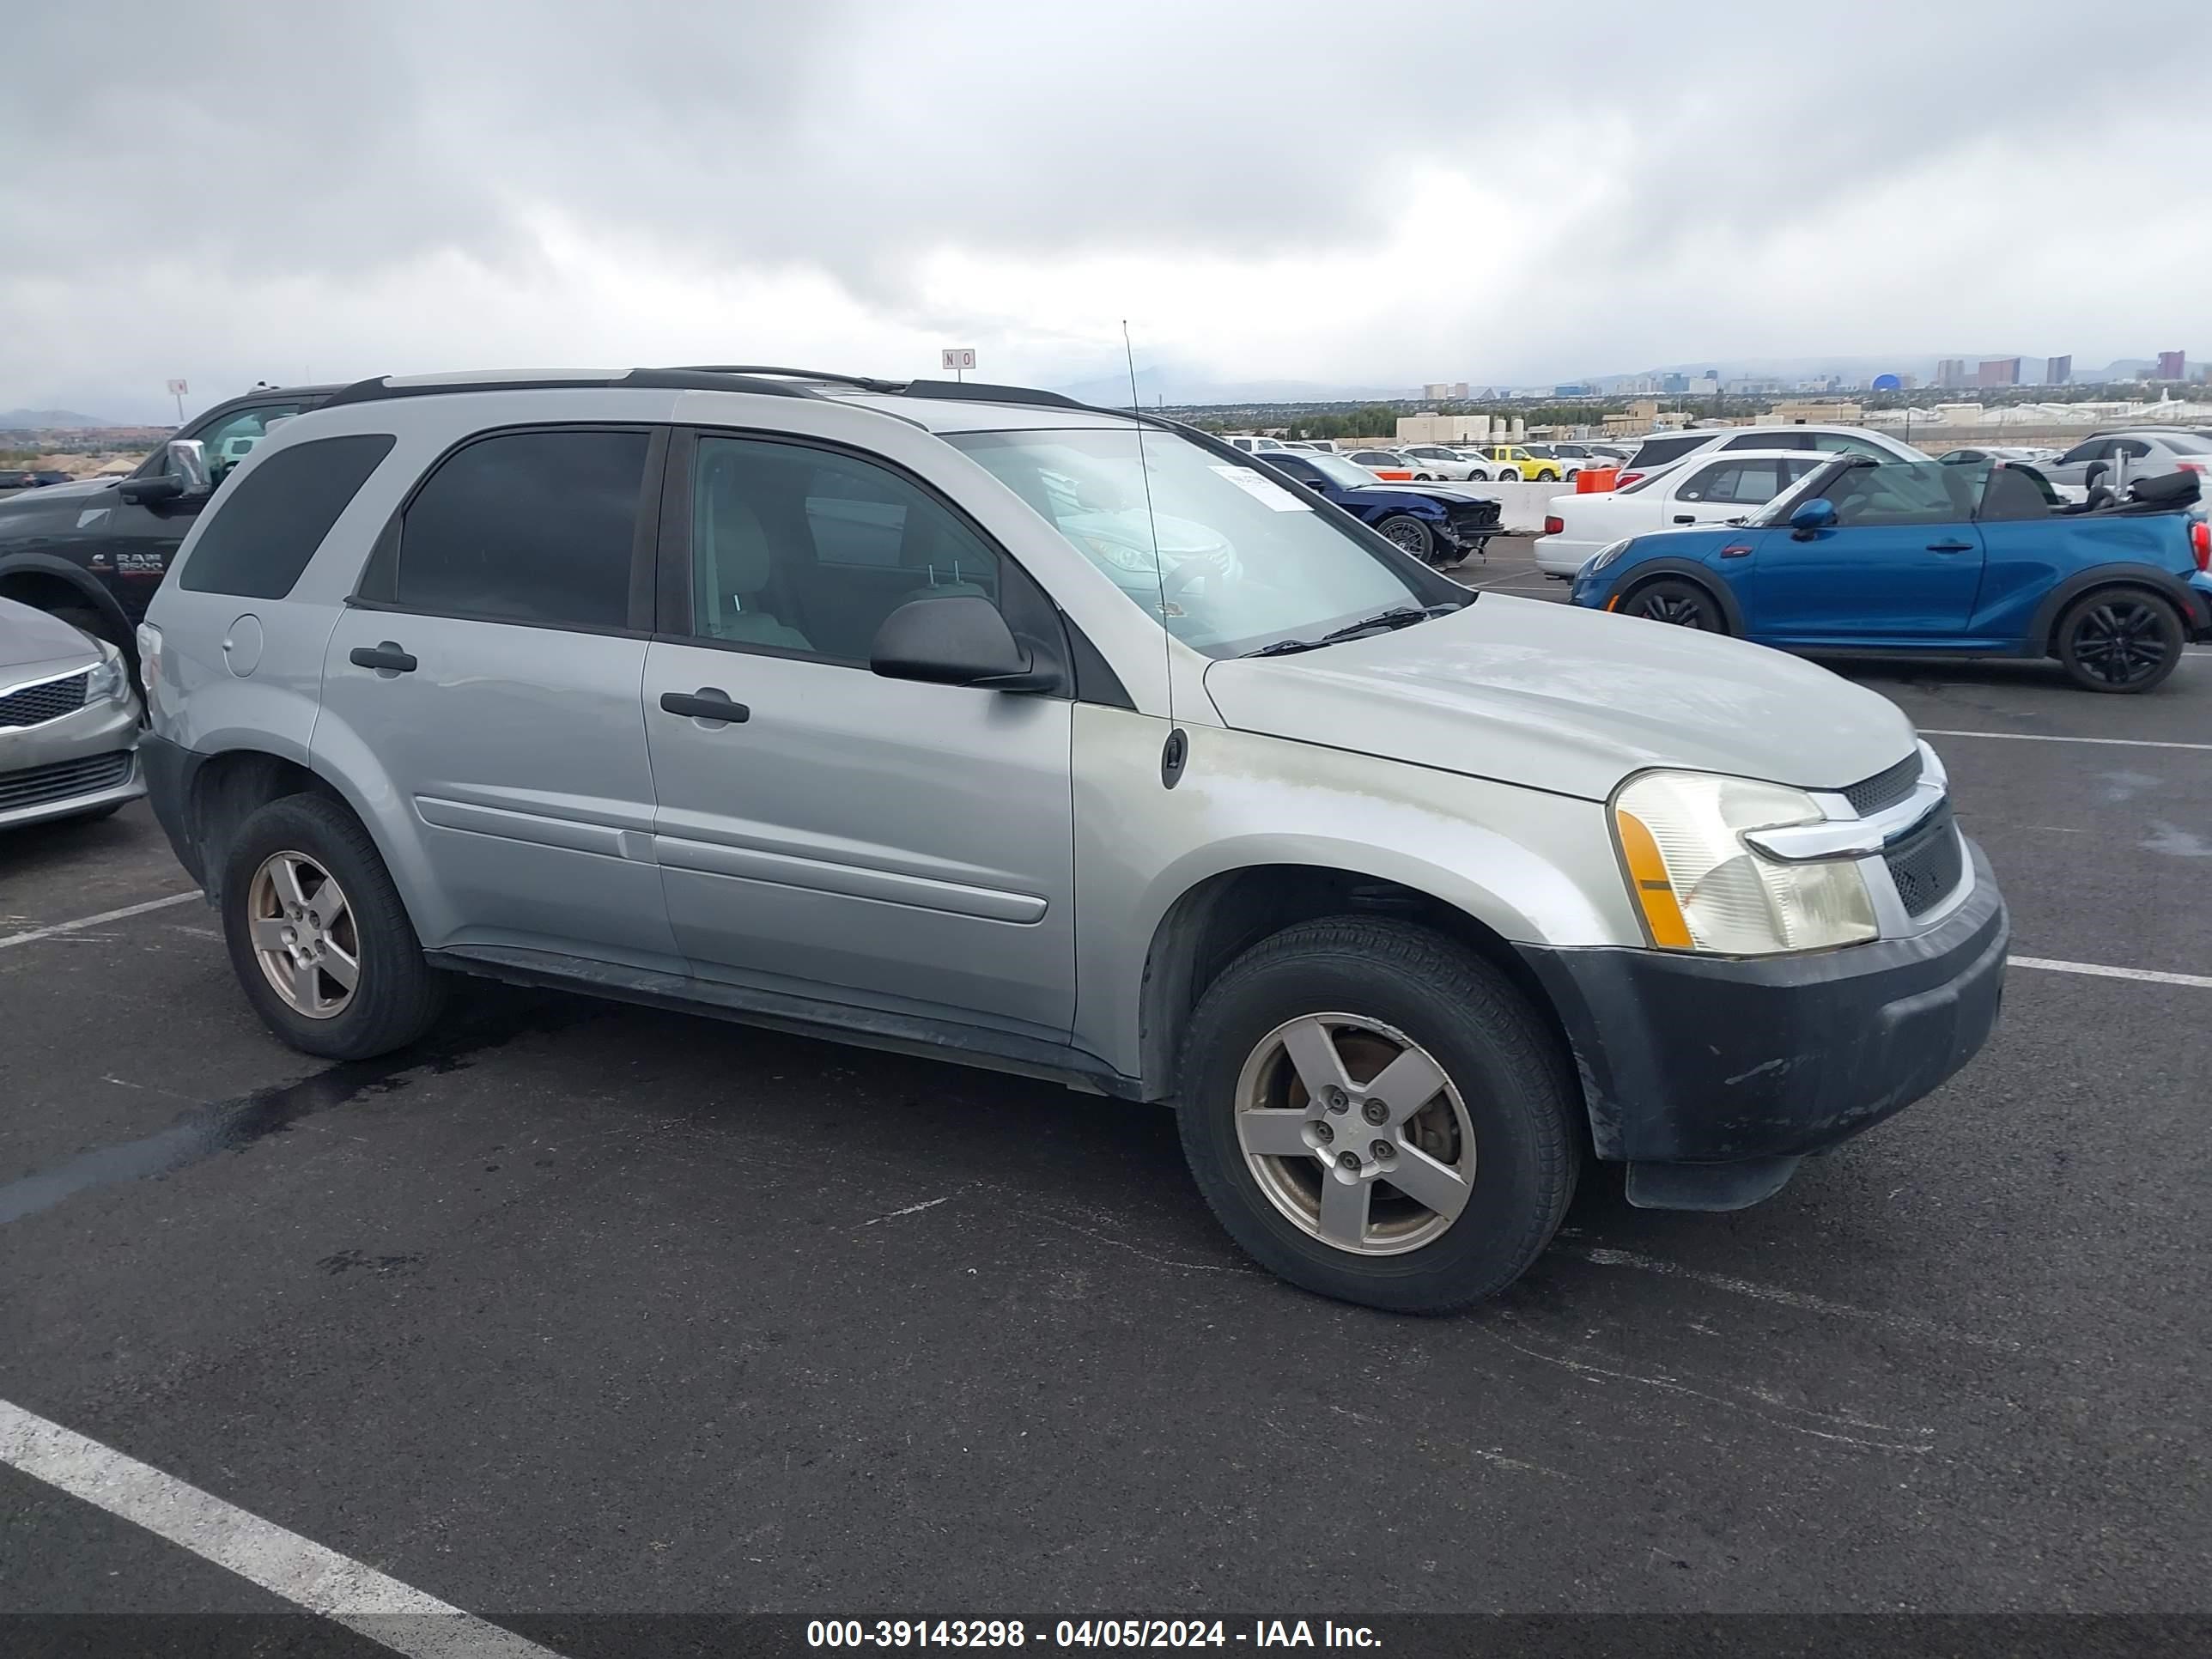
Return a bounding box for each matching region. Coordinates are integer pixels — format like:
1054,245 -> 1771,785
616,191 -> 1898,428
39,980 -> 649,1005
1374,514 -> 1435,561
1176,918 -> 1581,1313
221,793 -> 447,1060
2054,586 -> 2183,692
1621,576 -> 1729,632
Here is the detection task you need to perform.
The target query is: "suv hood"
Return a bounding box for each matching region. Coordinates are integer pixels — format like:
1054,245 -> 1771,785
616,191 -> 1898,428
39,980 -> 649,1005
1202,593 -> 1916,803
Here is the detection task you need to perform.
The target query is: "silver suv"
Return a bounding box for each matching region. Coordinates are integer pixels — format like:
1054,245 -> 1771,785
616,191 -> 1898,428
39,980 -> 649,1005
138,368 -> 2008,1312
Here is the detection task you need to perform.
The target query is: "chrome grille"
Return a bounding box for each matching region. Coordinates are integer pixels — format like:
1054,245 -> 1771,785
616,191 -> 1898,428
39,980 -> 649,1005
0,749 -> 132,811
0,670 -> 89,729
1844,752 -> 1923,817
1883,801 -> 1964,919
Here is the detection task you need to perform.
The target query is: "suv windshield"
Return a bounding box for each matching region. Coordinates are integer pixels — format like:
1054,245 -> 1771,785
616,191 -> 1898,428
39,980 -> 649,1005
946,428 -> 1433,659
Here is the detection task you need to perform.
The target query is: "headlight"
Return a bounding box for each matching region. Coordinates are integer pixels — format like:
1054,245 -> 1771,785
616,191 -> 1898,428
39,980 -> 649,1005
86,641 -> 128,703
1613,770 -> 1877,954
1584,538 -> 1632,574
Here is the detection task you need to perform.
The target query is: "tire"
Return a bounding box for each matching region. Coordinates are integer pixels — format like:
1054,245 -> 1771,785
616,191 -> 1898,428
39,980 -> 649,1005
1537,469 -> 1560,483
2053,586 -> 2184,693
1176,918 -> 1582,1314
220,793 -> 446,1060
1374,514 -> 1435,561
1414,472 -> 1437,482
1620,575 -> 1729,633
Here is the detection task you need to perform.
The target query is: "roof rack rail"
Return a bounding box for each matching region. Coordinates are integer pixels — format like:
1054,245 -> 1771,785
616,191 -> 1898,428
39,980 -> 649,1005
665,365 -> 906,393
319,369 -> 820,410
893,379 -> 1086,410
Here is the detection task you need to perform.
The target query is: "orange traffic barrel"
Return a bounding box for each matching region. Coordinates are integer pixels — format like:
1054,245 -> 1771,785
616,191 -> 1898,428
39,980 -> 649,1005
1577,467 -> 1620,493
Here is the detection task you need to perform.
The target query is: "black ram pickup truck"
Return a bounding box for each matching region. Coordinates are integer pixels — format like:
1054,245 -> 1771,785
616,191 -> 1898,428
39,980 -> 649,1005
0,385 -> 337,654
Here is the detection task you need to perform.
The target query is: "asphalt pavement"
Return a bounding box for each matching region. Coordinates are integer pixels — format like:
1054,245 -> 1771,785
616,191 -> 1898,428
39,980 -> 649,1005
3,544 -> 2207,1644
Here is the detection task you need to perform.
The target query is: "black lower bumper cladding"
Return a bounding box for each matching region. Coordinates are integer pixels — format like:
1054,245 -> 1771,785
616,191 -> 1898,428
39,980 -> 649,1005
1520,842 -> 2008,1206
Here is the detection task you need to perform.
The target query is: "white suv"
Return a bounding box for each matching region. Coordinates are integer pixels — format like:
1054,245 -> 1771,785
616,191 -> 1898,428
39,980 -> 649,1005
137,367 -> 2008,1312
1616,425 -> 1921,486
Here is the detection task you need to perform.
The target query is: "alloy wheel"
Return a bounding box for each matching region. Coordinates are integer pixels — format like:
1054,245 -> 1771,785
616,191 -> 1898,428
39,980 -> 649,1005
246,850 -> 360,1018
2070,599 -> 2172,687
1233,1013 -> 1475,1256
1631,586 -> 1712,629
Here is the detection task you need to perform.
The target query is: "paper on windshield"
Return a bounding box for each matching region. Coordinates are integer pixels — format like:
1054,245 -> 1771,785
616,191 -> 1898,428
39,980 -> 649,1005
1209,465 -> 1313,512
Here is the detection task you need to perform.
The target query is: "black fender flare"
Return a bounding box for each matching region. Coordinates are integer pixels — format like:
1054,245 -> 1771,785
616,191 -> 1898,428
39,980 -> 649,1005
1612,557 -> 1747,635
2026,563 -> 2201,655
0,553 -> 132,645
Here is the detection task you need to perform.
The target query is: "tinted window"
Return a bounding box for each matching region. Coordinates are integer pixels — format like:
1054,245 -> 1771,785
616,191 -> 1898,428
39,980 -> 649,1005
398,428 -> 648,629
689,434 -> 1001,662
1726,431 -> 1813,451
1630,434 -> 1710,467
179,434 -> 395,599
2057,440 -> 2108,464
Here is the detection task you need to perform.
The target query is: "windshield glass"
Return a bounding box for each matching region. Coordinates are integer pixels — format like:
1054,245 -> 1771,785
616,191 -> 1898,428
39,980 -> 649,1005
1749,459 -> 1981,526
946,428 -> 1431,659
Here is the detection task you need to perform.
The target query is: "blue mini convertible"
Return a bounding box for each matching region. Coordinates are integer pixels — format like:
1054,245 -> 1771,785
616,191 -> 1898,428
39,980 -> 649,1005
1570,456 -> 2212,691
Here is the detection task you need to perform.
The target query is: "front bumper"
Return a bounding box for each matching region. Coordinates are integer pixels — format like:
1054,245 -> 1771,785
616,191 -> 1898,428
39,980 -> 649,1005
1519,840 -> 2008,1206
0,694 -> 145,830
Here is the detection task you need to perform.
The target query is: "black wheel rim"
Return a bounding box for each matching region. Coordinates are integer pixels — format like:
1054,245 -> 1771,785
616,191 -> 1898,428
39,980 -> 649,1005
2071,600 -> 2170,685
1632,587 -> 1709,629
1383,520 -> 1427,554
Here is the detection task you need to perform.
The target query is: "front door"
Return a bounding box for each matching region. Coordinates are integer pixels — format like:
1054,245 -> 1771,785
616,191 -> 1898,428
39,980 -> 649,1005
315,425 -> 678,963
1742,462 -> 1986,643
641,429 -> 1078,1037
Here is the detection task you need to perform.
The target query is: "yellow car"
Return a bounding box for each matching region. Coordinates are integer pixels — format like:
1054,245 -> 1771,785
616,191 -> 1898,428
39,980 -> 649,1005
1477,445 -> 1565,483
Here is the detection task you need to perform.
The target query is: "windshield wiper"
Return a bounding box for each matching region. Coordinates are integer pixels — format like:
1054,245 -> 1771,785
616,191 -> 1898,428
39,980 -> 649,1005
1241,601 -> 1464,659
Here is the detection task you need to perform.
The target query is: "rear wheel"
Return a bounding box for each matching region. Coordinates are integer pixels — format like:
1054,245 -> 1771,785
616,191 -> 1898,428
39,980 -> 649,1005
1622,576 -> 1728,632
1536,469 -> 1560,483
1176,918 -> 1581,1313
221,793 -> 446,1059
1375,514 -> 1435,561
2054,586 -> 2183,693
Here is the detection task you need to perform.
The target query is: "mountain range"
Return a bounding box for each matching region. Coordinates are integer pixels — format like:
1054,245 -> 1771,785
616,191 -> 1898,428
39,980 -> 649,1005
0,408 -> 120,429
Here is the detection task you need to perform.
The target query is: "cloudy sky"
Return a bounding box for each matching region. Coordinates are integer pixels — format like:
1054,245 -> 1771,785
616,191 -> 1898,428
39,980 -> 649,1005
4,1 -> 2208,419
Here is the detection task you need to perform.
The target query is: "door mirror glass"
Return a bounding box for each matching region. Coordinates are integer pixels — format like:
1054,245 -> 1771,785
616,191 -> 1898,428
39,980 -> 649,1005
871,594 -> 1053,690
1301,475 -> 1329,491
164,439 -> 213,497
119,439 -> 213,505
1789,498 -> 1838,535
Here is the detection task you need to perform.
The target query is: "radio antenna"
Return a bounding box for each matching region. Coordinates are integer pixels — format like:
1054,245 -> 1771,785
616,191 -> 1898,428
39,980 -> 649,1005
1124,319 -> 1176,736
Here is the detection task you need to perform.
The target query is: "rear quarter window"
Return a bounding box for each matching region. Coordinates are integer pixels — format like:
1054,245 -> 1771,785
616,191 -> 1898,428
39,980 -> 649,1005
179,434 -> 396,599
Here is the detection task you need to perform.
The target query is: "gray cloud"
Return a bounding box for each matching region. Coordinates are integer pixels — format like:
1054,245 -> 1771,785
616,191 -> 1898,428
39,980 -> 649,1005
4,0 -> 2209,416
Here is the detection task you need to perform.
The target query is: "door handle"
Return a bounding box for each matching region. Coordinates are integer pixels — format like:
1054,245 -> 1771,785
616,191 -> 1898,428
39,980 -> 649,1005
1672,514 -> 1696,524
348,641 -> 416,674
659,688 -> 750,725
1926,539 -> 1975,553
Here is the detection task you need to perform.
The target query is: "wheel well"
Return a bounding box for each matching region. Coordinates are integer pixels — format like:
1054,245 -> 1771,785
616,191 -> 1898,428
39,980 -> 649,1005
186,750 -> 346,906
2044,579 -> 2183,654
1137,865 -> 1573,1103
0,569 -> 121,641
1615,567 -> 1735,630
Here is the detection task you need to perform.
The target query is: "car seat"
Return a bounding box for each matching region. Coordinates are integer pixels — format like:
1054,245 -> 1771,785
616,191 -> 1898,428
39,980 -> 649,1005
696,463 -> 813,651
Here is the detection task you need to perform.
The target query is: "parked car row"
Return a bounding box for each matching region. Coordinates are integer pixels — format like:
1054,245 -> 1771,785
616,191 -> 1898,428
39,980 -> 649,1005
1225,435 -> 1632,484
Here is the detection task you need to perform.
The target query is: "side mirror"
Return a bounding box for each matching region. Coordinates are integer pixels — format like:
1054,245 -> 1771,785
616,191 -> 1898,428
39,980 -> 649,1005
1300,476 -> 1329,491
870,595 -> 1058,692
1789,498 -> 1838,537
119,440 -> 213,507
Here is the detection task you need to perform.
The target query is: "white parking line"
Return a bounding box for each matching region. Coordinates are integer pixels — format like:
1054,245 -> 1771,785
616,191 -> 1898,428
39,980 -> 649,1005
2013,957 -> 2212,990
0,890 -> 201,952
1918,729 -> 2212,752
0,1398 -> 559,1657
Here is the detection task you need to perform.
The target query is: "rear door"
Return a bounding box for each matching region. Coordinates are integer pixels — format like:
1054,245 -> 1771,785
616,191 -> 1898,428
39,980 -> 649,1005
318,424 -> 678,963
1742,463 -> 1986,643
641,428 -> 1078,1037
